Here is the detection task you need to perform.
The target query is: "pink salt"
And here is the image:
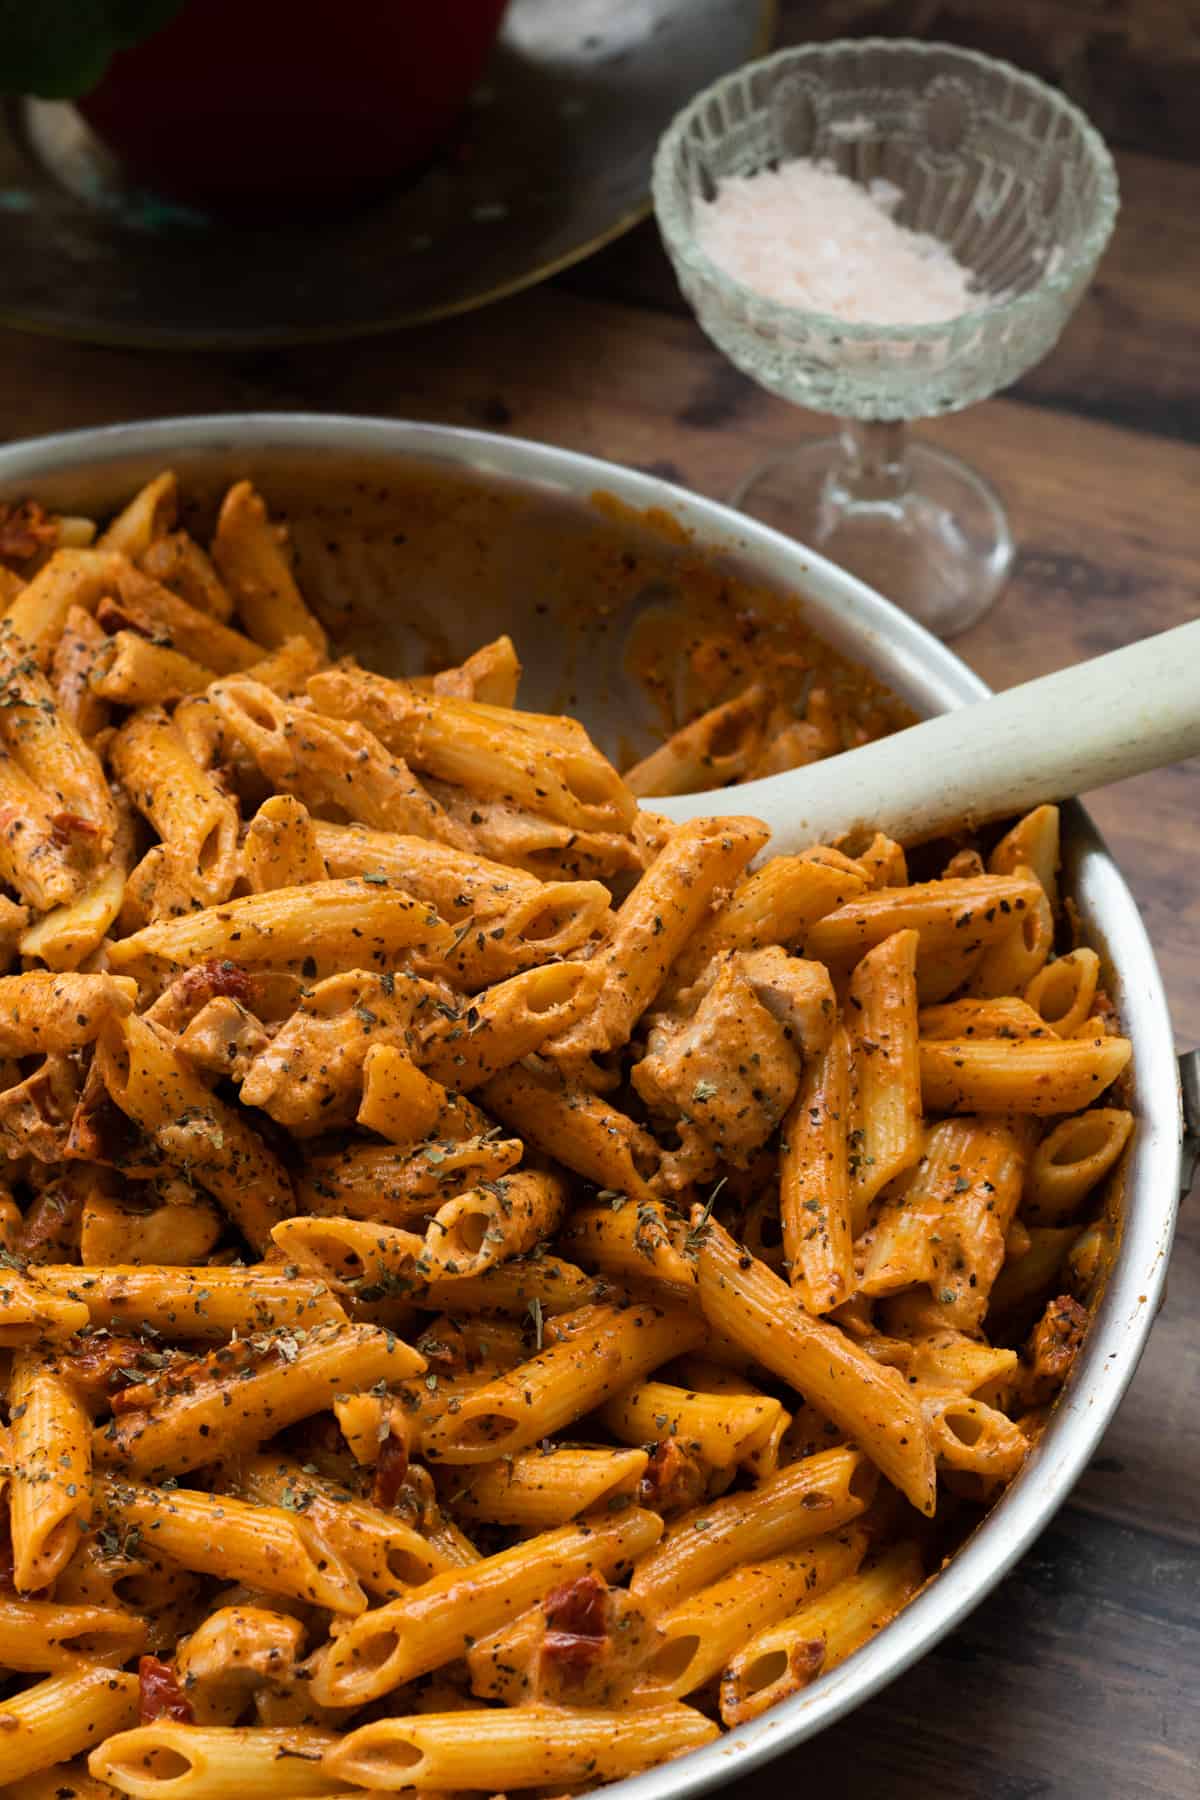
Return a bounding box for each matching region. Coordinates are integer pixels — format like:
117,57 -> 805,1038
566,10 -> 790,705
695,159 -> 979,325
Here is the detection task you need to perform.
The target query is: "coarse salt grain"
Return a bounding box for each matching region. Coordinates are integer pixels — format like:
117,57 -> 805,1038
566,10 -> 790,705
695,158 -> 981,326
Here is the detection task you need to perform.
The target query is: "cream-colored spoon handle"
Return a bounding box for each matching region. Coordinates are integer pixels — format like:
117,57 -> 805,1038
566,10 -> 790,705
650,619 -> 1200,852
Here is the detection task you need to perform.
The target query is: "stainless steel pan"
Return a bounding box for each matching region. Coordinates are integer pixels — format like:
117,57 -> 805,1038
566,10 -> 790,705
0,414 -> 1194,1796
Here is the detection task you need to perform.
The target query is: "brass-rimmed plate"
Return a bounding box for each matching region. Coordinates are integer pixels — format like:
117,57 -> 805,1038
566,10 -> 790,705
0,0 -> 773,350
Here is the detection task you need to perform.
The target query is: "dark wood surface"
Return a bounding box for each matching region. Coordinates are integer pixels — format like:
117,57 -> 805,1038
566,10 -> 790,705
0,17 -> 1197,1796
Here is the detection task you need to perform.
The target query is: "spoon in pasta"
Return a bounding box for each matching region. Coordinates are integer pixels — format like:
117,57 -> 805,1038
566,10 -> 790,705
648,617 -> 1200,852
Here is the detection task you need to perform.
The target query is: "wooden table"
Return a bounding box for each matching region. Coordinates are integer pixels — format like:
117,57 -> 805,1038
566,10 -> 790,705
1,49 -> 1197,1800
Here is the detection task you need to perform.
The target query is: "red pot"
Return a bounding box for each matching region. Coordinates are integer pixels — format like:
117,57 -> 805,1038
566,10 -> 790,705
76,0 -> 510,211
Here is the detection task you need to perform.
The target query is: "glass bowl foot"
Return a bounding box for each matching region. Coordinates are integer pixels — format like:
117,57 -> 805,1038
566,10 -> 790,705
731,429 -> 1014,640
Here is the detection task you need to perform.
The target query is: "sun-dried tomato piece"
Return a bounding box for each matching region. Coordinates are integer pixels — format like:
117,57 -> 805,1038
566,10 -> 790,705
0,501 -> 57,562
542,1571 -> 609,1676
371,1430 -> 410,1510
138,1655 -> 194,1724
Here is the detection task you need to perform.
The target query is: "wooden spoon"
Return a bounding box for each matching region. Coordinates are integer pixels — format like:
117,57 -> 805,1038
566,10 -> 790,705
649,618 -> 1200,850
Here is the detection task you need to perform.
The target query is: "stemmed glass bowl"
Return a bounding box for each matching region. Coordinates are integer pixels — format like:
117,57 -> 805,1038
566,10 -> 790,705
653,40 -> 1119,638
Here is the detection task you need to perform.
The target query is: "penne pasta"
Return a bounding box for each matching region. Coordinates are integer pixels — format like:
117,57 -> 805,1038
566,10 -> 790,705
549,815 -> 769,1061
325,1703 -> 717,1792
93,1475 -> 366,1615
694,1217 -> 936,1514
110,707 -> 239,905
846,929 -> 923,1225
9,1350 -> 93,1590
806,872 -> 1045,1002
91,1724 -> 338,1799
443,1446 -> 649,1528
308,667 -> 636,835
421,1303 -> 703,1464
628,1446 -> 874,1610
106,878 -> 455,977
34,1263 -> 345,1338
635,1529 -> 866,1700
482,1061 -> 660,1200
211,479 -> 329,652
780,1023 -> 853,1310
1024,947 -> 1101,1038
1026,1108 -> 1134,1221
599,1378 -> 783,1470
96,1015 -> 295,1253
96,1320 -> 423,1478
0,476 -> 1136,1787
310,1507 -> 663,1705
0,1666 -> 138,1788
559,1197 -> 697,1294
720,1543 -> 924,1725
919,1029 -> 1132,1114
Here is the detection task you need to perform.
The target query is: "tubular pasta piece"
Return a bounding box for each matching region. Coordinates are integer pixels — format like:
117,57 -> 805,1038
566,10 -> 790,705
97,472 -> 178,559
719,1542 -> 923,1726
93,1475 -> 366,1615
1024,948 -> 1101,1038
90,1724 -> 338,1799
0,1666 -> 138,1789
599,1379 -> 782,1471
308,1507 -> 663,1705
107,878 -> 455,978
418,962 -> 597,1089
628,1446 -> 874,1611
0,1596 -> 145,1671
432,632 -> 521,705
482,1061 -> 660,1200
308,667 -> 636,834
34,1263 -> 345,1338
51,603 -> 110,735
919,1031 -> 1132,1115
95,1320 -> 423,1478
969,866 -> 1054,996
664,845 -> 865,1004
234,1456 -> 458,1594
1026,1108 -> 1134,1221
2,548 -> 124,666
846,929 -> 922,1227
110,707 -> 238,906
635,1529 -> 866,1701
922,1395 -> 1028,1480
209,678 -> 467,847
90,631 -> 217,705
558,1198 -> 697,1294
694,1217 -> 935,1515
0,1261 -> 89,1344
358,1044 -> 488,1143
420,1303 -> 703,1465
444,1446 -> 648,1529
212,479 -> 329,652
271,1215 -> 426,1297
989,804 -> 1060,904
0,971 -> 137,1057
422,1170 -> 566,1279
549,815 -> 769,1061
780,1023 -> 853,1312
295,1135 -> 524,1225
0,748 -> 89,910
9,1349 -> 93,1590
324,1702 -> 717,1792
624,684 -> 770,796
806,873 -> 1045,1002
141,528 -> 235,621
96,1014 -> 295,1253
241,794 -> 329,892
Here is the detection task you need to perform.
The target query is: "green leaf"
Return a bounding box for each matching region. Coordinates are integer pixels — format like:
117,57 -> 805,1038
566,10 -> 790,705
0,0 -> 189,100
